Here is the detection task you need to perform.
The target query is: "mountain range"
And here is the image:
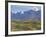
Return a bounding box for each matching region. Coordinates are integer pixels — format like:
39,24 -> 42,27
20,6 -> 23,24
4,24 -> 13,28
11,9 -> 41,20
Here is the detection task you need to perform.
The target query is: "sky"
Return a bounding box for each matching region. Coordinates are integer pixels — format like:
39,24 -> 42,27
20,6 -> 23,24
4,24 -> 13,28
11,5 -> 41,14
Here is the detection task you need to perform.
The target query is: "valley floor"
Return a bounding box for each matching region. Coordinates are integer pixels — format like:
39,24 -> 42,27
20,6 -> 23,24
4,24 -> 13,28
11,19 -> 41,31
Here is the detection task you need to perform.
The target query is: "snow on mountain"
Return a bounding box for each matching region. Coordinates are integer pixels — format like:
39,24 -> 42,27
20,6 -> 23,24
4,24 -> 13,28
11,9 -> 41,20
11,6 -> 40,15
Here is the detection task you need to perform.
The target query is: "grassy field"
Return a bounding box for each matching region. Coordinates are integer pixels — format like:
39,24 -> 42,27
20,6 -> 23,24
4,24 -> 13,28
11,19 -> 41,31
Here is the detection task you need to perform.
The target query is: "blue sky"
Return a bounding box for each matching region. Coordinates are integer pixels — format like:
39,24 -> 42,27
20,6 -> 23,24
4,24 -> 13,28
11,5 -> 41,14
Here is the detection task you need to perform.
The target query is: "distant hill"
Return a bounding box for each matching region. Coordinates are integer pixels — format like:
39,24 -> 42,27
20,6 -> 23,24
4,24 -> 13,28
11,9 -> 41,21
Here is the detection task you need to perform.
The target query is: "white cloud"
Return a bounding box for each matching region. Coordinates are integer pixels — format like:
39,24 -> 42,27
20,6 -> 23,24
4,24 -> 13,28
32,7 -> 39,11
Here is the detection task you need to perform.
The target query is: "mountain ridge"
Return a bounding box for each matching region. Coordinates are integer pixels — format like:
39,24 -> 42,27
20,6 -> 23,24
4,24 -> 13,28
11,9 -> 41,20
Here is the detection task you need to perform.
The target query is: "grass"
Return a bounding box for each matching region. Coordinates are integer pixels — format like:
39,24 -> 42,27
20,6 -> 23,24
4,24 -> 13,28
11,19 -> 41,31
